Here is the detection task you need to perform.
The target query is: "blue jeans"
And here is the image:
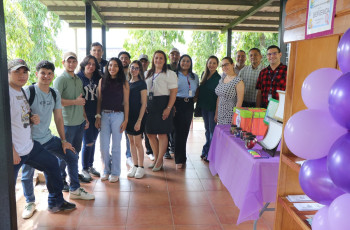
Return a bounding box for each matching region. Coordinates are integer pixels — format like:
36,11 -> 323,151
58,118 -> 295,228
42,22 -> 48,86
100,112 -> 124,176
22,136 -> 80,201
201,109 -> 216,157
14,141 -> 64,208
59,121 -> 85,180
82,115 -> 99,170
125,132 -> 131,158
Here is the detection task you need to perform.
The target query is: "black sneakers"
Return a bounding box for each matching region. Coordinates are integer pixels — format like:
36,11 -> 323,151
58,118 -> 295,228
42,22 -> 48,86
78,173 -> 91,183
88,167 -> 100,177
48,200 -> 76,213
164,151 -> 172,159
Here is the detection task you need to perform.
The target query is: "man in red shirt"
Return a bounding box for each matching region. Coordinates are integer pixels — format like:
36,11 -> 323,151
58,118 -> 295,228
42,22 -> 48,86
256,45 -> 287,108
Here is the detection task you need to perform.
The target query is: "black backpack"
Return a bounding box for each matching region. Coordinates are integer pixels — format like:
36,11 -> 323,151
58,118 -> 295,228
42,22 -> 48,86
28,85 -> 57,106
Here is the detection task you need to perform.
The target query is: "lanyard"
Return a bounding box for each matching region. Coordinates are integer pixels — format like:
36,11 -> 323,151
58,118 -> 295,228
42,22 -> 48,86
151,72 -> 161,92
268,68 -> 279,93
185,75 -> 191,90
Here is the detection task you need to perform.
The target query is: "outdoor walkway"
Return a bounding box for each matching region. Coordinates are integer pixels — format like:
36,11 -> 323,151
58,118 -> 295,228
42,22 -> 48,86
16,120 -> 274,230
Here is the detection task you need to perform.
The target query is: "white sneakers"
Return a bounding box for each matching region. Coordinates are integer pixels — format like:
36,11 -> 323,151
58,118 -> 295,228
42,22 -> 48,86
69,187 -> 95,200
22,202 -> 36,219
127,166 -> 138,178
126,157 -> 134,167
135,167 -> 145,179
101,173 -> 119,182
101,173 -> 109,181
127,166 -> 145,179
148,154 -> 155,161
109,175 -> 119,183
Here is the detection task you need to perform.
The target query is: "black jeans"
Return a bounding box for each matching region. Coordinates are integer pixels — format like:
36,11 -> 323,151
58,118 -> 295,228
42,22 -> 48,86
174,98 -> 194,164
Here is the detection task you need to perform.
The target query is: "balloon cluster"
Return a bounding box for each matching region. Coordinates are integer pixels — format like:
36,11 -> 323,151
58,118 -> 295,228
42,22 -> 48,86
284,28 -> 350,230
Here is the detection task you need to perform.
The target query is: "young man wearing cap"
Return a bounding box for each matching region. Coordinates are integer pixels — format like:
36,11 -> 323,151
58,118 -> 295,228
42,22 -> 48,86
53,52 -> 95,195
8,58 -> 76,214
137,54 -> 154,160
167,47 -> 180,71
21,60 -> 94,219
90,42 -> 107,74
118,51 -> 133,167
139,54 -> 150,72
164,48 -> 180,159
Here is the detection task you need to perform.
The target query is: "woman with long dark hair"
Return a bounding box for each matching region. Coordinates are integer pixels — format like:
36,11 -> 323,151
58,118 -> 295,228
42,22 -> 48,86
174,55 -> 199,169
95,57 -> 129,183
126,60 -> 147,179
196,56 -> 221,162
145,50 -> 178,171
215,57 -> 244,124
77,55 -> 102,180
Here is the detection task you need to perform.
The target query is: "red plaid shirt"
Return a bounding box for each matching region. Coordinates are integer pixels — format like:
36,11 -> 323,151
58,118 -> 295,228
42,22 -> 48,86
256,63 -> 287,108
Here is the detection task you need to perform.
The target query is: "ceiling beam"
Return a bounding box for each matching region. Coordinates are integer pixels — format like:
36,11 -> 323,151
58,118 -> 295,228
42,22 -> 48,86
47,6 -> 280,18
69,22 -> 279,32
222,0 -> 275,32
69,23 -> 221,30
91,0 -> 280,6
60,15 -> 279,26
81,0 -> 107,27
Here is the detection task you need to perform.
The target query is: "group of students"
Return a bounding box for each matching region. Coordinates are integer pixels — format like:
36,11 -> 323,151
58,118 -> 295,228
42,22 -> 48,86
9,42 -> 286,220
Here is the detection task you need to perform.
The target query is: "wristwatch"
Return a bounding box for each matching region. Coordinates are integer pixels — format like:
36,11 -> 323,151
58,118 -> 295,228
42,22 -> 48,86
95,114 -> 101,118
61,139 -> 68,143
166,106 -> 171,110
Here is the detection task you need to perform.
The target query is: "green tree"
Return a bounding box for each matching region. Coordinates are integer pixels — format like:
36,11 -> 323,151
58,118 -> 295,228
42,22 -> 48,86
232,32 -> 279,66
4,0 -> 62,83
123,30 -> 185,62
187,31 -> 223,76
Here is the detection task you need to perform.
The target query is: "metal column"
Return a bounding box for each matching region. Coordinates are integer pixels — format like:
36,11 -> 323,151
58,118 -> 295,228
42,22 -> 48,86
85,2 -> 92,56
102,25 -> 106,59
0,0 -> 18,229
226,29 -> 232,57
278,0 -> 288,64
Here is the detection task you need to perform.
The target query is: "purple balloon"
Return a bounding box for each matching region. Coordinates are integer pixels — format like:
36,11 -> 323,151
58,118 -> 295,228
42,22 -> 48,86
329,72 -> 350,130
327,133 -> 350,193
337,28 -> 350,74
299,157 -> 344,205
284,109 -> 347,160
312,206 -> 330,230
302,68 -> 342,110
328,194 -> 350,230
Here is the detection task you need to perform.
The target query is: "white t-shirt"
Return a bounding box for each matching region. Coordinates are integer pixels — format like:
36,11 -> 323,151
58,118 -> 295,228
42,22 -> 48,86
9,86 -> 33,156
145,70 -> 178,96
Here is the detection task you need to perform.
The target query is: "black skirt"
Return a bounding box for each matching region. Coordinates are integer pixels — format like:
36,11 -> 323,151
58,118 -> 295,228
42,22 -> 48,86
126,112 -> 146,136
145,95 -> 174,134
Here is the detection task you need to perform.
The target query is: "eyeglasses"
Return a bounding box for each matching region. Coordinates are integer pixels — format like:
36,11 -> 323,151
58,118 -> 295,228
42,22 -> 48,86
267,52 -> 279,57
131,66 -> 140,71
221,63 -> 230,68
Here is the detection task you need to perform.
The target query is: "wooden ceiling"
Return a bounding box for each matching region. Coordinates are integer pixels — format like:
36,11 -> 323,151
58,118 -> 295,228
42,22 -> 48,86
41,0 -> 281,32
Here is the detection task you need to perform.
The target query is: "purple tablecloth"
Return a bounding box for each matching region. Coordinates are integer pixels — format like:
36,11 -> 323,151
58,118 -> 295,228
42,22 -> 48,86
208,125 -> 280,225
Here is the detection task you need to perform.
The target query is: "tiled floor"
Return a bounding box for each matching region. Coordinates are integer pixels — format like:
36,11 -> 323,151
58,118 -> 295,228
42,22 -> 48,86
16,120 -> 275,230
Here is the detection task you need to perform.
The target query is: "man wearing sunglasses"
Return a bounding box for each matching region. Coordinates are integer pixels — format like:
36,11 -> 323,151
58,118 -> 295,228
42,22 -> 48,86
256,45 -> 287,108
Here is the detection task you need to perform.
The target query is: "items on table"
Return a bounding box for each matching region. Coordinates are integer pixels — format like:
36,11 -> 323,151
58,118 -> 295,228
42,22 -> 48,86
232,107 -> 268,136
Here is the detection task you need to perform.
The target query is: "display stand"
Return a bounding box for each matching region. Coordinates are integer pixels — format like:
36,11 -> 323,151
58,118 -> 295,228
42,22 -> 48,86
273,1 -> 350,229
